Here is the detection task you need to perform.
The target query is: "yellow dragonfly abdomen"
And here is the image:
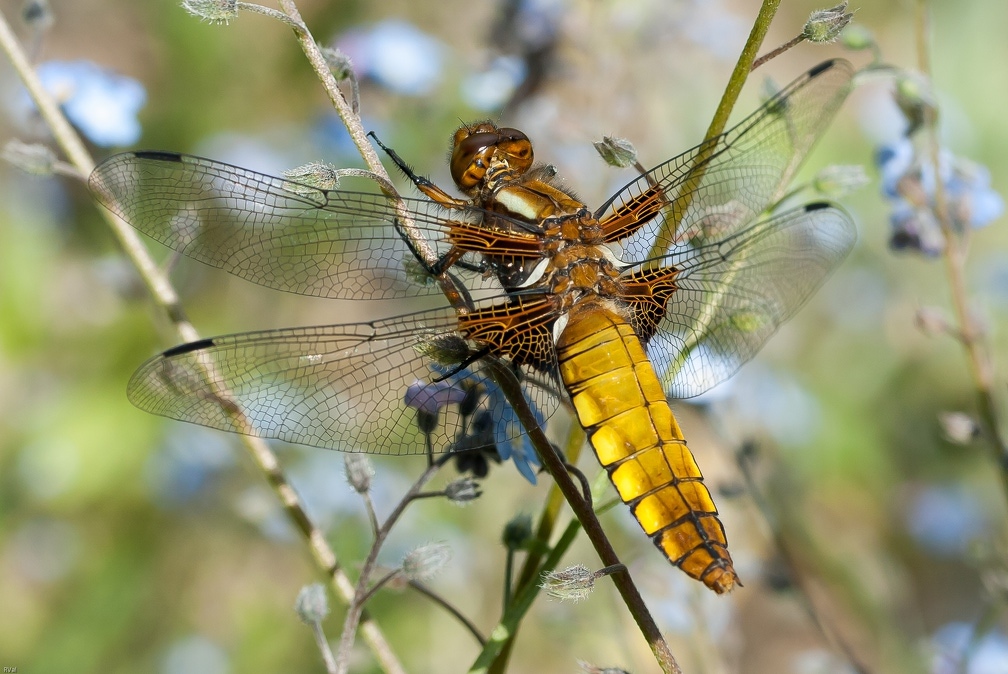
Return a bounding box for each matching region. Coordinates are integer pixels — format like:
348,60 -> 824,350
556,303 -> 739,593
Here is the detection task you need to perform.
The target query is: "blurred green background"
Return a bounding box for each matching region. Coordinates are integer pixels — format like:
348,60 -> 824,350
1,1 -> 1007,672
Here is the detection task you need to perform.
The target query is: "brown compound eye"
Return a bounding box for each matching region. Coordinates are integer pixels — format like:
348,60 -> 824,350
450,128 -> 499,190
449,124 -> 534,191
494,127 -> 533,173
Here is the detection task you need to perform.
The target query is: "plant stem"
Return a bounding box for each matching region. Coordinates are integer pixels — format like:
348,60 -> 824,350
0,8 -> 406,674
334,460 -> 443,674
409,580 -> 488,647
645,0 -> 780,261
488,422 -> 584,671
915,0 -> 1008,504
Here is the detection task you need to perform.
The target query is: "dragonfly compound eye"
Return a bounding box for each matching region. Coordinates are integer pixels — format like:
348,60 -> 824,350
450,124 -> 534,191
451,128 -> 499,190
494,127 -> 534,173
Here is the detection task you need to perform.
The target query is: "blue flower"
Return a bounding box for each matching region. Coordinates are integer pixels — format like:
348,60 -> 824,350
480,377 -> 543,484
903,484 -> 989,557
34,60 -> 146,147
339,21 -> 445,96
929,622 -> 1008,674
406,365 -> 543,484
876,138 -> 1003,255
404,378 -> 469,415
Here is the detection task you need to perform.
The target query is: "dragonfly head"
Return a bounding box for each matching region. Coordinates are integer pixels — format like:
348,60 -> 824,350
450,122 -> 533,193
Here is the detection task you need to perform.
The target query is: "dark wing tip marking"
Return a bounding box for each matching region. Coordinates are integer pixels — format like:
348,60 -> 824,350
805,201 -> 831,212
132,150 -> 185,163
808,59 -> 836,77
162,338 -> 216,357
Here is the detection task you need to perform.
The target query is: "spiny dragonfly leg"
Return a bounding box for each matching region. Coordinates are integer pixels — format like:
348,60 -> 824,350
369,130 -> 467,207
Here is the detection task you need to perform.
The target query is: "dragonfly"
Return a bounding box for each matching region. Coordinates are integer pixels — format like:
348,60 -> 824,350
89,59 -> 856,594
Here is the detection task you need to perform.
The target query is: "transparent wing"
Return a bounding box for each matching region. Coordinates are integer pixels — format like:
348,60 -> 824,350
127,305 -> 561,455
89,151 -> 523,300
598,59 -> 854,261
641,201 -> 856,398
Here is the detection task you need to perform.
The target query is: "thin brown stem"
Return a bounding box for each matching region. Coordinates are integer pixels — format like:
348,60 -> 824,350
752,34 -> 805,71
0,8 -> 406,674
915,0 -> 1008,502
408,580 -> 488,647
334,460 -> 443,674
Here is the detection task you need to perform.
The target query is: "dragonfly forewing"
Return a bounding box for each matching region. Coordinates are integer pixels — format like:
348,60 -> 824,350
89,151 -> 510,300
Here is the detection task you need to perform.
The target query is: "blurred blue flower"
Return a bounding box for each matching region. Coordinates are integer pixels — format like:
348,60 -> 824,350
34,60 -> 146,146
461,56 -> 527,111
144,426 -> 234,507
876,138 -> 1003,255
930,622 -> 1008,674
903,484 -> 989,557
339,21 -> 445,96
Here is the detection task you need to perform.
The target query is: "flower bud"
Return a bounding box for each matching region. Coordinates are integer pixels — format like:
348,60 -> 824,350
540,564 -> 597,602
802,2 -> 853,43
593,136 -> 638,169
343,454 -> 374,494
401,542 -> 452,582
813,164 -> 869,197
23,0 -> 54,32
319,46 -> 354,81
2,140 -> 57,176
180,0 -> 238,25
444,477 -> 482,504
294,583 -> 330,624
895,72 -> 938,135
283,161 -> 340,191
502,513 -> 533,551
938,411 -> 980,445
840,23 -> 876,51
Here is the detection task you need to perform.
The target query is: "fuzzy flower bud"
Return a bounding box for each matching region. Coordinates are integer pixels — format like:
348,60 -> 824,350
294,583 -> 330,624
895,72 -> 938,135
502,513 -> 533,551
402,542 -> 452,582
283,161 -> 340,191
23,0 -> 54,32
444,477 -> 482,505
593,136 -> 638,169
319,46 -> 354,80
343,454 -> 374,494
180,0 -> 238,25
802,2 -> 853,43
541,564 -> 597,602
3,140 -> 57,176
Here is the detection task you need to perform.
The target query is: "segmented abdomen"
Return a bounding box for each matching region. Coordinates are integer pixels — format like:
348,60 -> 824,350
555,304 -> 739,593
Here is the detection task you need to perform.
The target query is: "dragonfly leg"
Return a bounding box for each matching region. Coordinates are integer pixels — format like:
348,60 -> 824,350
369,131 -> 469,208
